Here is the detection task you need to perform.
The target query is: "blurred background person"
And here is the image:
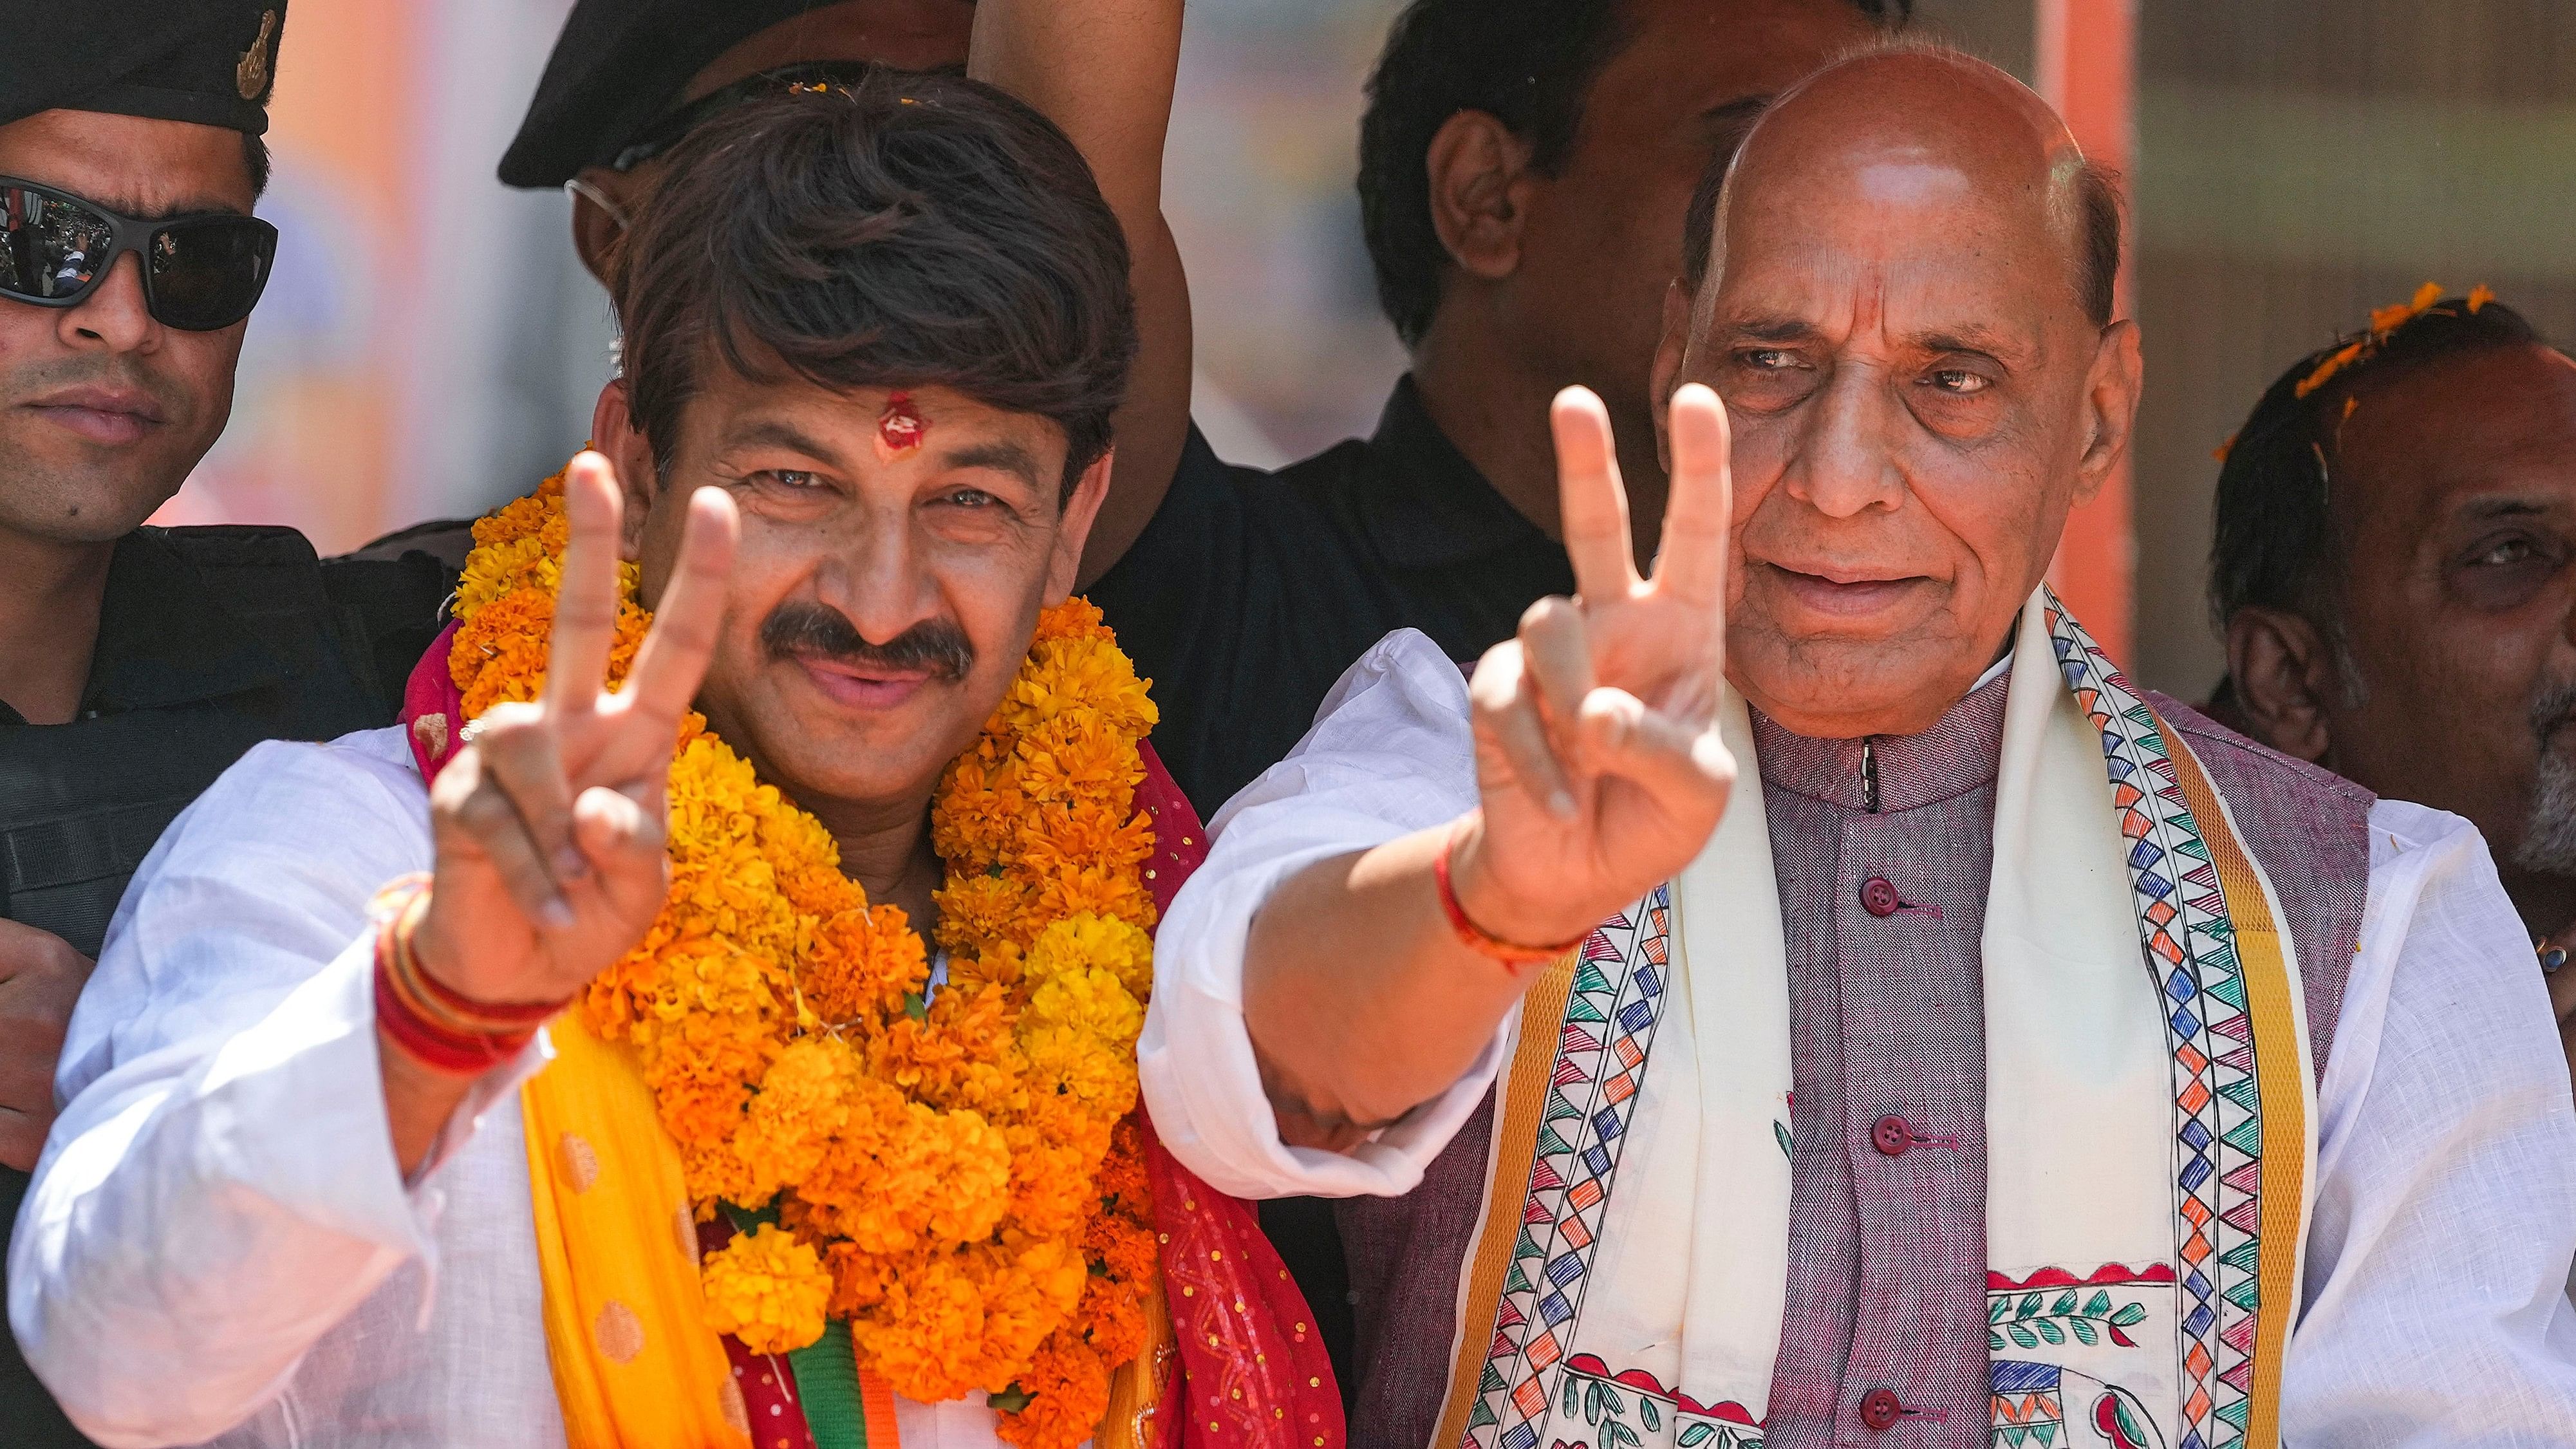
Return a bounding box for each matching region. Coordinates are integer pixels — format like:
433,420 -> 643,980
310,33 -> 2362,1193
2210,289 -> 2576,1092
0,3 -> 447,1444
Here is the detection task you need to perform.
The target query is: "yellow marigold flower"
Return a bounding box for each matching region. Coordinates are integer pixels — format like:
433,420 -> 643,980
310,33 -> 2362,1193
702,1222 -> 834,1354
1023,915 -> 1152,1002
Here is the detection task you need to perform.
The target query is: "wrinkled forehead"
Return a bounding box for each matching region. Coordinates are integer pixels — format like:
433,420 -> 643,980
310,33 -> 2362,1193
1701,158 -> 2071,359
1699,51 -> 2090,347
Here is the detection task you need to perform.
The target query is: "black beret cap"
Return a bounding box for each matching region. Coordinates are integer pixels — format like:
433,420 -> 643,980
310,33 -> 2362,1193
499,0 -> 856,189
1,1 -> 287,135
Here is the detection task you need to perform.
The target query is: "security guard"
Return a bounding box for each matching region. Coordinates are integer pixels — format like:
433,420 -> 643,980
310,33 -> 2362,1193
0,5 -> 447,1441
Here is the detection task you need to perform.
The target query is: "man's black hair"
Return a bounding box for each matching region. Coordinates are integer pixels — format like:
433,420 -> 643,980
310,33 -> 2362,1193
2209,296 -> 2546,638
244,133 -> 270,198
609,70 -> 1137,497
1355,0 -> 1911,348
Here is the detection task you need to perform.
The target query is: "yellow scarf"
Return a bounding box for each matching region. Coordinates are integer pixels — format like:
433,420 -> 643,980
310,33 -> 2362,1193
525,1014 -> 760,1447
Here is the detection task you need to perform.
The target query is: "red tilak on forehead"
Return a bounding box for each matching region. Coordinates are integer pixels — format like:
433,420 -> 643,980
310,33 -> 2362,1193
877,391 -> 927,459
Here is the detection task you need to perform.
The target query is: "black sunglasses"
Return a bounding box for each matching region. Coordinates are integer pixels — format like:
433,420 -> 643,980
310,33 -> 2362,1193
0,177 -> 278,332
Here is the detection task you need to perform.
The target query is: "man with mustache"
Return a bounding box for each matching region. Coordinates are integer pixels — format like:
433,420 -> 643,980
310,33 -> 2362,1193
1141,45 -> 2576,1448
0,6 -> 448,1443
2212,290 -> 2576,1097
14,73 -> 1338,1448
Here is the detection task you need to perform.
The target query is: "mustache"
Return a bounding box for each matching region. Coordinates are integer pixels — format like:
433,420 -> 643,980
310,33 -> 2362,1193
760,602 -> 975,680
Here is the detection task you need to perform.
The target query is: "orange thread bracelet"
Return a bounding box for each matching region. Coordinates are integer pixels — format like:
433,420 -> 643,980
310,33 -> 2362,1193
1432,819 -> 1592,967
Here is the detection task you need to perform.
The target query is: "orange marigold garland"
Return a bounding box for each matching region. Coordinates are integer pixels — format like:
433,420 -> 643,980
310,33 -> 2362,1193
451,467 -> 1162,1448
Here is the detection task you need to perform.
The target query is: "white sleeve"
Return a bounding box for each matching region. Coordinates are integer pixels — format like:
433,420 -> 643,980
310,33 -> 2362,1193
2283,799 -> 2576,1446
8,731 -> 541,1449
1140,628 -> 1507,1202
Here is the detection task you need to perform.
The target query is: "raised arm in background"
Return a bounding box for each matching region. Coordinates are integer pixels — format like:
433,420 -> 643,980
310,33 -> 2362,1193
1238,385 -> 1737,1145
971,0 -> 1193,586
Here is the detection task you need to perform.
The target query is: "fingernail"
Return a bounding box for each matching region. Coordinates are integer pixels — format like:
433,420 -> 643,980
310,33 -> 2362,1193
554,846 -> 590,881
539,897 -> 576,930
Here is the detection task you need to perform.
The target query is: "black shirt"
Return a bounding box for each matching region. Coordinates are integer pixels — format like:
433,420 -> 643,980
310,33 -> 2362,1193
0,524 -> 449,1448
1087,377 -> 1575,1405
1090,377 -> 1574,819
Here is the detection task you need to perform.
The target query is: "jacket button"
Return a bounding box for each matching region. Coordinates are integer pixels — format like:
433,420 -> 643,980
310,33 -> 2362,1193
1858,877 -> 1901,917
1871,1114 -> 1913,1157
1860,1387 -> 1904,1431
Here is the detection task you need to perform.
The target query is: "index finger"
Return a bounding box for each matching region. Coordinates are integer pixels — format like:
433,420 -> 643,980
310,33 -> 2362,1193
619,486 -> 740,728
1551,387 -> 1640,601
545,453 -> 626,714
1649,383 -> 1733,606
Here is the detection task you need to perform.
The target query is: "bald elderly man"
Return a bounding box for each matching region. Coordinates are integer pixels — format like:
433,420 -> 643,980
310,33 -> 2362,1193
1140,42 -> 2576,1449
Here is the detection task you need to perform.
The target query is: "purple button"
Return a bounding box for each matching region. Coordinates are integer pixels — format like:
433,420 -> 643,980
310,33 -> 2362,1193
1859,877 -> 1901,917
1871,1114 -> 1913,1157
1860,1387 -> 1903,1431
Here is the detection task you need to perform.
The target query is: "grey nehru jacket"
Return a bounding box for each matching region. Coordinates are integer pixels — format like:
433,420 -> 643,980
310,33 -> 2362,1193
1332,677 -> 2371,1449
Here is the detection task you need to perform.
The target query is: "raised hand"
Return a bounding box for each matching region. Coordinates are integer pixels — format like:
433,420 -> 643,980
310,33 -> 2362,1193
411,454 -> 738,1008
1453,384 -> 1737,951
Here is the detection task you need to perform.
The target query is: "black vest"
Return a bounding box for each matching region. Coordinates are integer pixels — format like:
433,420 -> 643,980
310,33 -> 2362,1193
0,524 -> 447,1448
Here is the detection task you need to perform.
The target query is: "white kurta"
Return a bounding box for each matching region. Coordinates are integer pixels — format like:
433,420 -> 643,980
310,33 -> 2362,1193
1138,628 -> 2576,1446
8,725 -> 1008,1449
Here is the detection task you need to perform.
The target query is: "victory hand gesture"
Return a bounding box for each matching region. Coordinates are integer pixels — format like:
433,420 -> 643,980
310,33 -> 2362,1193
412,454 -> 739,1007
1453,384 -> 1737,952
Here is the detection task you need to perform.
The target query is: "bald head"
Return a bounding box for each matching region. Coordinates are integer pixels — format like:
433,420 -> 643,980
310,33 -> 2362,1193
1684,46 -> 2119,328
1650,41 -> 2142,742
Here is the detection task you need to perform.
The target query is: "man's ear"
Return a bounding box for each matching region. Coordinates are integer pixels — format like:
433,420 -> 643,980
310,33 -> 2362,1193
1425,110 -> 1536,284
2072,319 -> 2144,505
1649,280 -> 1694,476
590,380 -> 659,559
1046,447 -> 1117,603
2225,605 -> 2338,764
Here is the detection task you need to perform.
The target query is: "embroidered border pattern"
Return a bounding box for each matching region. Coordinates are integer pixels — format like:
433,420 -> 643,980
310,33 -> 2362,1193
2046,594 -> 2262,1449
1462,887 -> 1677,1449
1552,1355 -> 1763,1449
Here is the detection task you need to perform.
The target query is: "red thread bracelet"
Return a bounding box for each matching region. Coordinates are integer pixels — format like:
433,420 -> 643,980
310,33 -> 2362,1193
1433,818 -> 1592,967
370,879 -> 563,1075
